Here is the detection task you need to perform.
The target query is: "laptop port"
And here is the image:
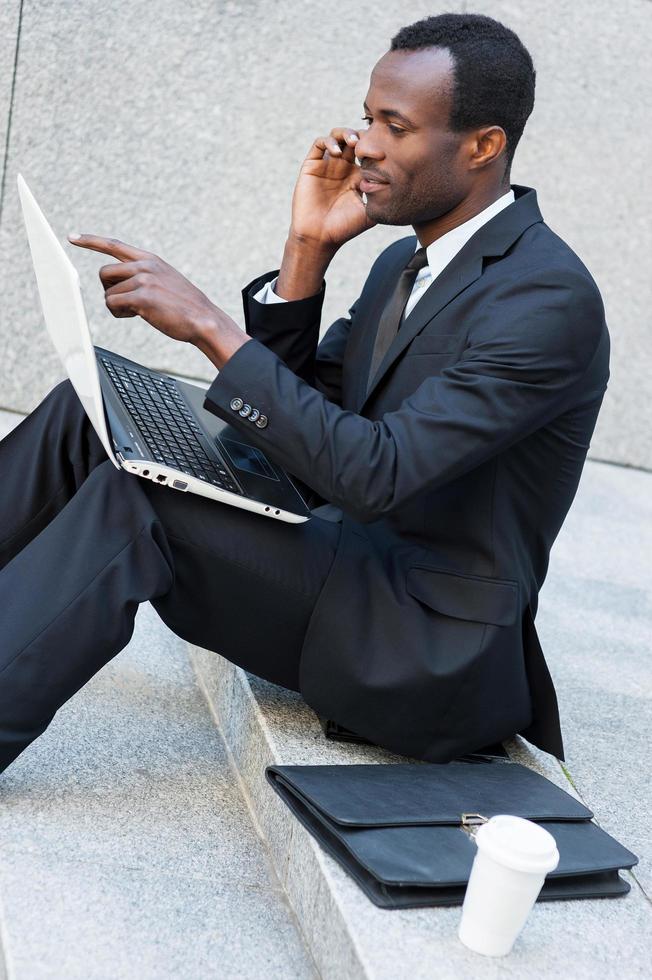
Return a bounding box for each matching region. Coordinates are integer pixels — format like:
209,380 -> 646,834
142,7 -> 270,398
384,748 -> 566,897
156,474 -> 166,482
143,469 -> 149,476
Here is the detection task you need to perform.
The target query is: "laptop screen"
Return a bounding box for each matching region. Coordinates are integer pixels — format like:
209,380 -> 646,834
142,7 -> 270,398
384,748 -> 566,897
17,174 -> 120,469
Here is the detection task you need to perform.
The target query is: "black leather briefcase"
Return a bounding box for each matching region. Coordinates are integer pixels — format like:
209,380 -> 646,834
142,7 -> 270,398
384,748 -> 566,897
265,761 -> 638,909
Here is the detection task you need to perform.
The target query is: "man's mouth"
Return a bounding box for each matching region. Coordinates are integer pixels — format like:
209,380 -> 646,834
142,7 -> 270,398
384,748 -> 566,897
360,171 -> 389,194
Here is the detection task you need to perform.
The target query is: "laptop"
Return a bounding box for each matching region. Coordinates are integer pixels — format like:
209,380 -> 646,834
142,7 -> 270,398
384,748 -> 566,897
17,174 -> 312,524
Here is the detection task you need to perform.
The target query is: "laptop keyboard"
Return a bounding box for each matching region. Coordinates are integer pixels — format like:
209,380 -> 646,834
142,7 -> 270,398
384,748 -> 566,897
100,356 -> 243,495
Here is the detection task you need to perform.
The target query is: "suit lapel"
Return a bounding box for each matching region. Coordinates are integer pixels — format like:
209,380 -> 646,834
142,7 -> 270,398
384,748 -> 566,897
358,249 -> 484,411
356,185 -> 544,414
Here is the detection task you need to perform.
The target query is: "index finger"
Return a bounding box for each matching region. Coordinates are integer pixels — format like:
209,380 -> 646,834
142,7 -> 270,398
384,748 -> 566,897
67,234 -> 149,262
329,127 -> 360,146
306,128 -> 360,162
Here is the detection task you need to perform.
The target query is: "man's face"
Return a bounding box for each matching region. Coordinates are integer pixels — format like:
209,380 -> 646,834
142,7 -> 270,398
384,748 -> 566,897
355,47 -> 469,226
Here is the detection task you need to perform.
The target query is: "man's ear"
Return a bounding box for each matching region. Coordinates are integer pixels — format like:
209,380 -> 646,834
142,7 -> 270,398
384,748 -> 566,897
468,126 -> 507,171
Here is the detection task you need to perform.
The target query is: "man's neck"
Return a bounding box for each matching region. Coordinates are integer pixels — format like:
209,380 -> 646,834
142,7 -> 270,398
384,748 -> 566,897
414,182 -> 513,248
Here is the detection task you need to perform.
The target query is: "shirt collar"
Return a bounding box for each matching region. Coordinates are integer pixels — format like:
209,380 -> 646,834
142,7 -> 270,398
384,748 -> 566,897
416,187 -> 516,277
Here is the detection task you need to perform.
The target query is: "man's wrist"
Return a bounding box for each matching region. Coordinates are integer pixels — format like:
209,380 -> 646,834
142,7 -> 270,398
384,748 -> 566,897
275,234 -> 335,301
192,309 -> 251,371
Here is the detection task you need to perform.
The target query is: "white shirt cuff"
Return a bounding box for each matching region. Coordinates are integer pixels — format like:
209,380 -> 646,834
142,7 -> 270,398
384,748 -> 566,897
252,276 -> 288,305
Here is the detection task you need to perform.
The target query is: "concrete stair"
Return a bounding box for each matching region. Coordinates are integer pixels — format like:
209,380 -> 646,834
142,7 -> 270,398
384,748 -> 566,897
189,654 -> 651,980
189,455 -> 652,979
0,409 -> 316,979
2,401 -> 651,978
0,597 -> 318,980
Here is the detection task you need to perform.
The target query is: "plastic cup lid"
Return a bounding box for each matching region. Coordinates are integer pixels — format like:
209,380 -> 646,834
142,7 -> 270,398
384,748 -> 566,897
475,815 -> 560,874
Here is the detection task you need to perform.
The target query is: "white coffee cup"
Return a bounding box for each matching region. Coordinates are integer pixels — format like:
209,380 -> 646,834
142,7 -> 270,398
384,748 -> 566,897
457,814 -> 560,957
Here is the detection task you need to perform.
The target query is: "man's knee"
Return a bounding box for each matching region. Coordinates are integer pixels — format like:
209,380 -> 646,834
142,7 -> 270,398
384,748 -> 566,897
44,377 -> 107,463
41,378 -> 85,421
50,377 -> 80,407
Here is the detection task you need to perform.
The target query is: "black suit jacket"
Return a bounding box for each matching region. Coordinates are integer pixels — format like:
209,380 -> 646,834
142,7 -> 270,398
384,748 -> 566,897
202,184 -> 610,763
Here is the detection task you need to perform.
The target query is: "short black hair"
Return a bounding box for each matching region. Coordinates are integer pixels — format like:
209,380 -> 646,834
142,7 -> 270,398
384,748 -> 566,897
390,12 -> 535,174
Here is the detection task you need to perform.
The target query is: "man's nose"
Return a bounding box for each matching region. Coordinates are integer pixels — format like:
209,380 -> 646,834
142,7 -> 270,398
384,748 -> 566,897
354,131 -> 384,164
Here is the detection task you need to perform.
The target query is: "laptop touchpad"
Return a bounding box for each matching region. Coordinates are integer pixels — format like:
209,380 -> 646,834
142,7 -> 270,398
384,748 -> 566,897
220,438 -> 280,482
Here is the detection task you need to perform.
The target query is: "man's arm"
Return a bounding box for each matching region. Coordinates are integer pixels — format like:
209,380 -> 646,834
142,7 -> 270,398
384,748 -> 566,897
241,235 -> 413,406
201,267 -> 609,524
240,256 -> 357,406
70,124 -> 374,380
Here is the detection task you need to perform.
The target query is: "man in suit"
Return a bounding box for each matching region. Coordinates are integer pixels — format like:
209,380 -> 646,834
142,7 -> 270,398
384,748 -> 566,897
0,12 -> 609,773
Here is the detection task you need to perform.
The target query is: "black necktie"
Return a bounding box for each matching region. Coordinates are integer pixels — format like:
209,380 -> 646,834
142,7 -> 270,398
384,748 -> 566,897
366,246 -> 429,395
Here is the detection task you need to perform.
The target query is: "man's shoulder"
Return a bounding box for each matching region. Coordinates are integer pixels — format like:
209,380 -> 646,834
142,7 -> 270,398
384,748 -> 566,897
469,223 -> 608,363
359,220 -> 604,310
365,222 -> 602,289
502,219 -> 603,301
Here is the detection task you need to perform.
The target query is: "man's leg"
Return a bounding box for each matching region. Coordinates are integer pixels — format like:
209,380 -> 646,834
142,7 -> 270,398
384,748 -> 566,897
0,379 -> 340,772
139,467 -> 341,692
0,380 -> 176,771
0,378 -> 109,570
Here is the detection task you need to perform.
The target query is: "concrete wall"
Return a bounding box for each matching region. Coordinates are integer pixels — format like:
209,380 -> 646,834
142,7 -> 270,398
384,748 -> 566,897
1,0 -> 650,468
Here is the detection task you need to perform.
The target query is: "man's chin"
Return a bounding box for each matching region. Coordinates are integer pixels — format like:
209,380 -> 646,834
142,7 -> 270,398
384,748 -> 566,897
364,203 -> 406,226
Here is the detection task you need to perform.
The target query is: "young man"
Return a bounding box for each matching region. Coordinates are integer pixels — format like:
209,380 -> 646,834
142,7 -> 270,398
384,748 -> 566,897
0,13 -> 609,772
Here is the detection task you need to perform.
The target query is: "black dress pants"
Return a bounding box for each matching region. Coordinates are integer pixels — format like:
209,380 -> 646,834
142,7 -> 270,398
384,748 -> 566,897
0,378 -> 341,773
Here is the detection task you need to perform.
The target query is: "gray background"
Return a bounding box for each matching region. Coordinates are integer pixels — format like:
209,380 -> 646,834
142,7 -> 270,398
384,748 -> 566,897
1,0 -> 650,468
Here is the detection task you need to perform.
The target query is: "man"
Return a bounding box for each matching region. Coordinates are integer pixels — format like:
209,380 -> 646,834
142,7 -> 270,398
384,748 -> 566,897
0,13 -> 609,773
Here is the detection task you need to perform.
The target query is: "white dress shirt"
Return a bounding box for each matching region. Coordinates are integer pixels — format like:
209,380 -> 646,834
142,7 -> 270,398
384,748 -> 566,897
252,188 -> 515,315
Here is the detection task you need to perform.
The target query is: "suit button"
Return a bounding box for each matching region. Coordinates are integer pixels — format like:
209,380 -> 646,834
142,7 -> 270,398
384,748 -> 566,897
248,408 -> 260,422
255,414 -> 268,428
230,397 -> 243,411
238,403 -> 253,417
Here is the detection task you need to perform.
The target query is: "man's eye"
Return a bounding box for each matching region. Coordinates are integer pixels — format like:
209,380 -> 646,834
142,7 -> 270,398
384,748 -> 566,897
360,115 -> 405,135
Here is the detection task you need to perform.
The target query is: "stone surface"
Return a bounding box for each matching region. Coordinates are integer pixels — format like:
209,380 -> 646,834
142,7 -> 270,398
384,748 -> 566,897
3,404 -> 650,977
0,1 -> 20,213
0,409 -> 316,980
0,0 -> 651,468
533,459 -> 652,899
0,852 -> 314,980
0,408 -> 22,440
190,455 -> 652,979
192,648 -> 652,980
190,647 -> 386,980
0,602 -> 317,978
0,608 -> 273,889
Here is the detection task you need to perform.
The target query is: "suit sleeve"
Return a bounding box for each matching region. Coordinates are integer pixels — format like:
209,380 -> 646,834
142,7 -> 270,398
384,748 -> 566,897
203,267 -> 609,524
239,270 -> 357,407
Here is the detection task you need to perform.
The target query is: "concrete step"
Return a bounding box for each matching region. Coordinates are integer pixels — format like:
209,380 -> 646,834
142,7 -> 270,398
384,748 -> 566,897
1,405 -> 317,980
0,599 -> 318,979
189,650 -> 650,980
4,403 -> 651,978
0,604 -> 316,980
189,457 -> 652,980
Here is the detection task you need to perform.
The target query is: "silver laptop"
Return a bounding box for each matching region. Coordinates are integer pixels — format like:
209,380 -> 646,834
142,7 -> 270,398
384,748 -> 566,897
17,174 -> 311,523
